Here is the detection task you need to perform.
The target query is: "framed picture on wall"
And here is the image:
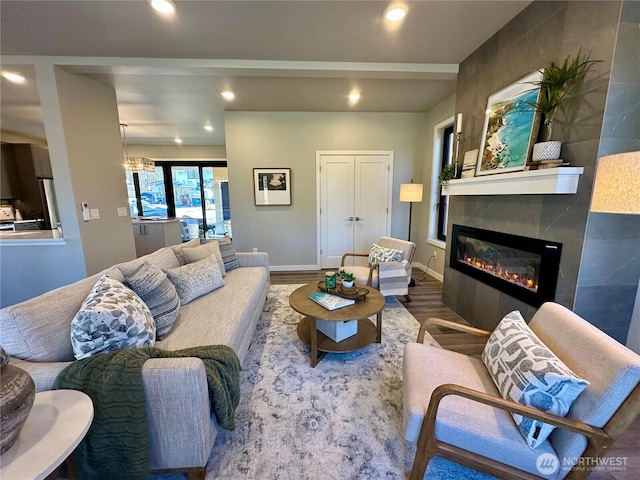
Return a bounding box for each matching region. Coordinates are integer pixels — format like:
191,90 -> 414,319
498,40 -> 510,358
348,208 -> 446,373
253,168 -> 292,206
476,71 -> 543,175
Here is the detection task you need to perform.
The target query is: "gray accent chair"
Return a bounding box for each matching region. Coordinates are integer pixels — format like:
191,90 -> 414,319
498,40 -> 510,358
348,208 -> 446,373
403,302 -> 640,480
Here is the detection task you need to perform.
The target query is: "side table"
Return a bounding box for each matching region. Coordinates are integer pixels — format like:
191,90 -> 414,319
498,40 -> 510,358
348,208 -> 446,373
0,389 -> 94,480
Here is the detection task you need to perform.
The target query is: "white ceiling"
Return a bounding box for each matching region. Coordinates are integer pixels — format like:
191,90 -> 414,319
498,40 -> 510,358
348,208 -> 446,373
0,0 -> 531,146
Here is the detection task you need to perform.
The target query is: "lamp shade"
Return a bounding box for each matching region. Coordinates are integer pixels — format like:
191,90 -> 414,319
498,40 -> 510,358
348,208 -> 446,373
399,183 -> 423,203
590,151 -> 640,214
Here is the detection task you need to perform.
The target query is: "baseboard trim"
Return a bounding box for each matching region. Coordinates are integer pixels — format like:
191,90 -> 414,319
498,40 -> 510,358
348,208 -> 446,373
413,262 -> 443,283
269,265 -> 319,272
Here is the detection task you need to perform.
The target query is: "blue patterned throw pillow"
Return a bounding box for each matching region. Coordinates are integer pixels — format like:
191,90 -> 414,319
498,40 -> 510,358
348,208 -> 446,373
124,262 -> 181,340
482,311 -> 589,448
71,275 -> 155,360
368,243 -> 403,266
216,237 -> 240,272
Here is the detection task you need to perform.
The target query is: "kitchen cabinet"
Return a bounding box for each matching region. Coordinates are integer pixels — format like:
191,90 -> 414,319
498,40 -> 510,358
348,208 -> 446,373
132,219 -> 182,257
1,144 -> 20,199
3,144 -> 54,227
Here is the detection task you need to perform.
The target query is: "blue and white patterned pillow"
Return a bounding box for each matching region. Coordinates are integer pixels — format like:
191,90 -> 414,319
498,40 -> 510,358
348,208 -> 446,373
124,262 -> 181,340
164,254 -> 224,305
216,237 -> 240,272
482,310 -> 589,448
368,243 -> 404,266
71,275 -> 155,360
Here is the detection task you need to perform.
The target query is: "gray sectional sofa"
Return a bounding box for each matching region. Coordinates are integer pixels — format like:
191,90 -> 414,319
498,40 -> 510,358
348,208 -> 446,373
0,238 -> 270,478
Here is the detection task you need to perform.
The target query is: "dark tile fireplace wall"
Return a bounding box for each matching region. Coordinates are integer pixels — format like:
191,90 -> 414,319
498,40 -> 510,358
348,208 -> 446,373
444,1 -> 639,339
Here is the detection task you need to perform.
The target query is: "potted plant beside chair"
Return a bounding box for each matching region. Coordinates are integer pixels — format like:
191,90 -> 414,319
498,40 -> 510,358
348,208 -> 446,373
525,50 -> 599,161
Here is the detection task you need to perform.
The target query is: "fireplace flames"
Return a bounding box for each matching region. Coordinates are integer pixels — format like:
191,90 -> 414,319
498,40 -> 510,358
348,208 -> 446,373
460,253 -> 538,292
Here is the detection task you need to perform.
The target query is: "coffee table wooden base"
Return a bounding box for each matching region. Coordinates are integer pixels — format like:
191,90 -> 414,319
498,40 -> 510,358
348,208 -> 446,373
297,316 -> 378,367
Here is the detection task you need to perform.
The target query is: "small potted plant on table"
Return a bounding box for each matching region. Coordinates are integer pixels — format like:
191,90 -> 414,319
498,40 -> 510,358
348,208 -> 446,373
338,270 -> 356,292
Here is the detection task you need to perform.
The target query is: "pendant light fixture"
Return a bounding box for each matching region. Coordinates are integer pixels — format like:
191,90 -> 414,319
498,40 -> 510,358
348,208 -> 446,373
120,124 -> 155,173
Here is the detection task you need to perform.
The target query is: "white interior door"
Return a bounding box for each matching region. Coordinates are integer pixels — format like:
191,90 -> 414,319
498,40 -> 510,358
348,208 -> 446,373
354,154 -> 390,256
318,152 -> 392,269
320,155 -> 355,267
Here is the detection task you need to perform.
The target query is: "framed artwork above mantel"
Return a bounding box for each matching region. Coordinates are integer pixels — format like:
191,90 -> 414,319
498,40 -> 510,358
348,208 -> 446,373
477,71 -> 542,176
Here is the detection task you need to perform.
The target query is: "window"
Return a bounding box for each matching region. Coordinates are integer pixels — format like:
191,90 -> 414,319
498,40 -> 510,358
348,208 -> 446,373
428,116 -> 455,248
437,125 -> 454,241
127,161 -> 230,241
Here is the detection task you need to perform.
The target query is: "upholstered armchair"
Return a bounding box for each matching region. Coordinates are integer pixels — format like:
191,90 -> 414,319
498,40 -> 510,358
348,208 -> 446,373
403,303 -> 640,480
340,236 -> 416,301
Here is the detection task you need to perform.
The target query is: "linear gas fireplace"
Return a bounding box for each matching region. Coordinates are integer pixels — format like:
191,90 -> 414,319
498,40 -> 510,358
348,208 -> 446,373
450,225 -> 562,307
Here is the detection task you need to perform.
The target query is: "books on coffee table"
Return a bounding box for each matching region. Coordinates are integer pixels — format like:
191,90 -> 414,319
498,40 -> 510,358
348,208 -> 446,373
308,291 -> 355,311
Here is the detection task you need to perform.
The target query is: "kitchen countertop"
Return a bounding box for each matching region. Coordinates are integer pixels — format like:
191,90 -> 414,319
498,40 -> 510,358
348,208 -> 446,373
0,229 -> 65,245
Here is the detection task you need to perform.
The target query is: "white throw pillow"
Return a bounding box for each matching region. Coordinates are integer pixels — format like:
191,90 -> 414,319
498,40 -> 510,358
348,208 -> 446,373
164,254 -> 224,305
70,275 -> 156,360
482,310 -> 589,448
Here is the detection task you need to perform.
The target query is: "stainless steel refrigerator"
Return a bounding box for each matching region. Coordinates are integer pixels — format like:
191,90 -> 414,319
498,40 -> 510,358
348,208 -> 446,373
38,178 -> 60,230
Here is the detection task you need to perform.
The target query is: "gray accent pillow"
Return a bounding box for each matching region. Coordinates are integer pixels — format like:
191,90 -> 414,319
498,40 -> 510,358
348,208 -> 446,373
368,243 -> 403,266
482,310 -> 589,448
184,242 -> 226,276
71,275 -> 156,360
124,262 -> 181,340
164,254 -> 224,305
217,237 -> 240,272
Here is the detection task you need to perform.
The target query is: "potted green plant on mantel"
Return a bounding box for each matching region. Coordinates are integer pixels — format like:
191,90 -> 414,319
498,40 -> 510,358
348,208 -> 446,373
525,50 -> 599,161
438,163 -> 457,190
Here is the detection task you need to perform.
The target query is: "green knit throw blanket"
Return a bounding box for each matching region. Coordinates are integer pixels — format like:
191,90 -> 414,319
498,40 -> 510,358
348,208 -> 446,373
53,345 -> 241,480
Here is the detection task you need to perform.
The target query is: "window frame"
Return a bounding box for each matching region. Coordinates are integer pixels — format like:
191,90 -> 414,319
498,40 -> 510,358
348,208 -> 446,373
428,116 -> 455,250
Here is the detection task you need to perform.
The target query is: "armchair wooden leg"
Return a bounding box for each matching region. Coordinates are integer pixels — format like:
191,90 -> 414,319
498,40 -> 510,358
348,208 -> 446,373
404,294 -> 412,302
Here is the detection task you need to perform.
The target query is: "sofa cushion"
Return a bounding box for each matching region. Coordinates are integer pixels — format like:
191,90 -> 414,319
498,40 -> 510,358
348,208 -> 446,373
156,266 -> 269,365
124,262 -> 181,340
164,255 -> 224,305
368,243 -> 403,266
403,343 -> 559,479
217,237 -> 240,272
482,310 -> 589,449
0,266 -> 124,362
183,242 -> 226,276
71,275 -> 156,360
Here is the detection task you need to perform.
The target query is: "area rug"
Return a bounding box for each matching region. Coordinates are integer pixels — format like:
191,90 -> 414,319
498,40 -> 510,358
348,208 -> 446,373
156,284 -> 496,479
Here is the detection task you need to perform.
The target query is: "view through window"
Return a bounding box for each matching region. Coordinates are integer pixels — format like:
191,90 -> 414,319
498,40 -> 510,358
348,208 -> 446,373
127,161 -> 229,241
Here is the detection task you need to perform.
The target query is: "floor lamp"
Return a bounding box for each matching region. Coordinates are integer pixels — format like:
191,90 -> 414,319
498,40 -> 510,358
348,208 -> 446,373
399,180 -> 423,287
590,151 -> 640,353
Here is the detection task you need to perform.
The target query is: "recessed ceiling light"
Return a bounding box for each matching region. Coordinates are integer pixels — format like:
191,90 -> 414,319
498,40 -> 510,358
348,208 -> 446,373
174,137 -> 183,144
149,0 -> 176,14
204,125 -> 214,132
384,3 -> 408,22
348,92 -> 361,105
1,71 -> 26,84
220,90 -> 236,101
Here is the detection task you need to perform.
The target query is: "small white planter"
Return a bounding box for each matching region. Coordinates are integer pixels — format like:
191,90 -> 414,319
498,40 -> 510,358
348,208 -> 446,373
341,280 -> 354,288
532,141 -> 562,161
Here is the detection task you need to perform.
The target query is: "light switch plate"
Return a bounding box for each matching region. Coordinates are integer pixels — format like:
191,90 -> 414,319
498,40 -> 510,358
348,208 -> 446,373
0,205 -> 15,222
117,207 -> 128,217
89,208 -> 100,220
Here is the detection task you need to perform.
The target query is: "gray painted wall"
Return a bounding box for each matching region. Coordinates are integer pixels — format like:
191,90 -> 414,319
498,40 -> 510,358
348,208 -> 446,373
443,1 -> 627,334
224,111 -> 428,268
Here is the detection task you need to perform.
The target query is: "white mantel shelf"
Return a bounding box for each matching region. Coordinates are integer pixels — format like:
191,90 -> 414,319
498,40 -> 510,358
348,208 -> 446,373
443,167 -> 584,196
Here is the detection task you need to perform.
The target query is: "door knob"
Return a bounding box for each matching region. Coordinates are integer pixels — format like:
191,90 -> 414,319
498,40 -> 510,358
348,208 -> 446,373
348,216 -> 354,221
354,217 -> 362,221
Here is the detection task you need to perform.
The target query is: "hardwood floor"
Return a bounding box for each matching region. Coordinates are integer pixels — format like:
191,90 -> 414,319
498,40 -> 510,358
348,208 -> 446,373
270,268 -> 640,478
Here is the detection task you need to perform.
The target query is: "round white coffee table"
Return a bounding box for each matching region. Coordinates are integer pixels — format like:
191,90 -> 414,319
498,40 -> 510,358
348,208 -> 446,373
0,389 -> 94,480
